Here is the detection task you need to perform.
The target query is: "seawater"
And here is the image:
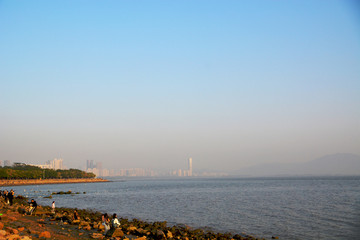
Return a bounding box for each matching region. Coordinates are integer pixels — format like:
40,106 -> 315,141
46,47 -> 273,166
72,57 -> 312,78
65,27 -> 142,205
7,177 -> 360,240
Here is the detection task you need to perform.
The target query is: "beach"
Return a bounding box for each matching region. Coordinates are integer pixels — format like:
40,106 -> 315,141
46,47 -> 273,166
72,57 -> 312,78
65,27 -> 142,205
0,178 -> 109,187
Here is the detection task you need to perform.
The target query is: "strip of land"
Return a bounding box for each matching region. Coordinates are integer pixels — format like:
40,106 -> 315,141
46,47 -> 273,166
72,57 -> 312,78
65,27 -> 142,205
0,178 -> 109,187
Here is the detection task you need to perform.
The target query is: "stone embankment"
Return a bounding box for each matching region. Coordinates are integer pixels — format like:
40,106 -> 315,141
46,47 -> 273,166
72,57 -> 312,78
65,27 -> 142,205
0,195 -> 264,240
0,178 -> 109,187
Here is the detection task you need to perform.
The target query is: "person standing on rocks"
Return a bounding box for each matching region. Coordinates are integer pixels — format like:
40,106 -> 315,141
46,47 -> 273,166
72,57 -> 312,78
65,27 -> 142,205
51,201 -> 55,214
3,190 -> 9,204
8,190 -> 14,206
73,210 -> 80,221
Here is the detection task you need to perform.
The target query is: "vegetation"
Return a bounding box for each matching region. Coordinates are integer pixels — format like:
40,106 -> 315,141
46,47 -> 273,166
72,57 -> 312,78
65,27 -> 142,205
0,163 -> 96,179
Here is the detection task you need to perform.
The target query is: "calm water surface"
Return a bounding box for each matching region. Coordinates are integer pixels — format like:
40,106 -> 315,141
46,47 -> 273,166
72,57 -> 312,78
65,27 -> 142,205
7,177 -> 360,240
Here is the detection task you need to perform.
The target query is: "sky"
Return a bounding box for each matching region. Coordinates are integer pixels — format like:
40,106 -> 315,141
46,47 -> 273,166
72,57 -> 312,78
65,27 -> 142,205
0,0 -> 359,172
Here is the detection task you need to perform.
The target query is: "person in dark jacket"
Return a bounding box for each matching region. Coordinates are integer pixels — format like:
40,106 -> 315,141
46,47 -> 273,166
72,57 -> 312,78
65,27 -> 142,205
8,190 -> 14,206
28,199 -> 37,215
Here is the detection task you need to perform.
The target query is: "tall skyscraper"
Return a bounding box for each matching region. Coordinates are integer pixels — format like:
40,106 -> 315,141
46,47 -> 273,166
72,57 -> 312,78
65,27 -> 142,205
188,157 -> 193,176
86,160 -> 95,170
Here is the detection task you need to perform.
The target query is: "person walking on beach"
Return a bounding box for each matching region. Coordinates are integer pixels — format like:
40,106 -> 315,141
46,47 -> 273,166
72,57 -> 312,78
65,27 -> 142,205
111,213 -> 120,229
51,201 -> 55,214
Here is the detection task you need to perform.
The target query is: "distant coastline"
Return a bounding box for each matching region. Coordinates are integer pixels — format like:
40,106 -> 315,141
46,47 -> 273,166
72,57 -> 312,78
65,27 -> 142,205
0,178 -> 109,187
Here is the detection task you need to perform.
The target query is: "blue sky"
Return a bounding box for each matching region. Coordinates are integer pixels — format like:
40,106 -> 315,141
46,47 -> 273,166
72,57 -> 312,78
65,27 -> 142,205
0,0 -> 359,171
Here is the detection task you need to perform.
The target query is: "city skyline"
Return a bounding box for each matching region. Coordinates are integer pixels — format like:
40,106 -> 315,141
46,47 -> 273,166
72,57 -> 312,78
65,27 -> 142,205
1,1 -> 359,172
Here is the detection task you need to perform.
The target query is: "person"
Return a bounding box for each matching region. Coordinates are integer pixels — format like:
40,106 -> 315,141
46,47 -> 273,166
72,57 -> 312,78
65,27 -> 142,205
111,213 -> 120,229
28,199 -> 37,215
51,201 -> 55,214
3,190 -> 9,205
73,210 -> 80,221
8,190 -> 14,206
102,213 -> 110,235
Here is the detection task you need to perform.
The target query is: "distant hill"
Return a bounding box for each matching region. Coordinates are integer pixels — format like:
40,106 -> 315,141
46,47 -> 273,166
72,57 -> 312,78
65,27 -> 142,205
234,153 -> 360,177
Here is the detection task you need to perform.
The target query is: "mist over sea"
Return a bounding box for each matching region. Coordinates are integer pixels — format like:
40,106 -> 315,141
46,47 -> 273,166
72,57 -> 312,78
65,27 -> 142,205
8,177 -> 360,240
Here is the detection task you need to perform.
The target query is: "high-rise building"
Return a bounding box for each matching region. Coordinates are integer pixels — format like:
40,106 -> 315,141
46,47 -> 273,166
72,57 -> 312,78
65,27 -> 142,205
86,160 -> 95,170
188,157 -> 193,176
0,160 -> 2,167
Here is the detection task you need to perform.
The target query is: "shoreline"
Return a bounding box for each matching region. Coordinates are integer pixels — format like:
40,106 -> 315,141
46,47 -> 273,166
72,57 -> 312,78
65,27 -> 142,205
0,178 -> 109,187
0,194 -> 263,240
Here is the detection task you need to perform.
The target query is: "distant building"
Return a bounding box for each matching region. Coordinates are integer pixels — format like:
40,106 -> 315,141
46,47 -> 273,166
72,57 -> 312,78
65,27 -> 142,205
31,158 -> 64,170
4,160 -> 11,167
188,157 -> 193,176
86,160 -> 95,170
86,160 -> 104,177
0,160 -> 2,167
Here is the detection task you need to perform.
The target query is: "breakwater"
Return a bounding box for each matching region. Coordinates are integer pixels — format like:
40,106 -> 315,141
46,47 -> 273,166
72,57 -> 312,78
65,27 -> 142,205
0,178 -> 109,187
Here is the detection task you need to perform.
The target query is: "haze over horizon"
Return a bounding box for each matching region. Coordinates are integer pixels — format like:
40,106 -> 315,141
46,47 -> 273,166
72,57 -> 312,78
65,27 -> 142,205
1,1 -> 359,172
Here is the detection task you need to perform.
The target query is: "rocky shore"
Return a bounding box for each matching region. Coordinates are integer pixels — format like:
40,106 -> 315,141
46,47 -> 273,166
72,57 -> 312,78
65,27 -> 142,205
0,195 -> 264,240
0,178 -> 109,187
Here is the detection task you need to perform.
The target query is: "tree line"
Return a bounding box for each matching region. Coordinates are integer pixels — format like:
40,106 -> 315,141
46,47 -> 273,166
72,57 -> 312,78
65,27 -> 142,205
0,163 -> 96,179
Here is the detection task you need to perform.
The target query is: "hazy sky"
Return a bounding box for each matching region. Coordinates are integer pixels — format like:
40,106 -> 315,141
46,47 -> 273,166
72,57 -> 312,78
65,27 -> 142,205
1,0 -> 359,172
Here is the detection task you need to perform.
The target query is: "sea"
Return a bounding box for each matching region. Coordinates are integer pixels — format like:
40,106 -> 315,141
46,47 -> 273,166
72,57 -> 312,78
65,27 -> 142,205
5,176 -> 360,240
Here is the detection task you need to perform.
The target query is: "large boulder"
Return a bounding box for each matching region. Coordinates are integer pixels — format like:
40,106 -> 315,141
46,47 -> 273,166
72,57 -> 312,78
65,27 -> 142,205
39,231 -> 51,239
112,228 -> 124,238
6,234 -> 20,240
0,229 -> 7,236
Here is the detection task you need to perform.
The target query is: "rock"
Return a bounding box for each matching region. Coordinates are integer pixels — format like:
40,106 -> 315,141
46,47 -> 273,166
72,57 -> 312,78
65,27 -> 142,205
98,223 -> 105,230
72,220 -> 80,224
6,235 -> 20,240
6,227 -> 18,234
20,237 -> 32,240
79,221 -> 89,226
167,230 -> 174,239
39,231 -> 51,238
17,207 -> 26,215
83,225 -> 91,231
156,230 -> 166,239
0,230 -> 6,236
128,226 -> 137,231
135,237 -> 147,240
20,236 -> 32,240
8,216 -> 17,221
91,232 -> 104,239
112,228 -> 124,238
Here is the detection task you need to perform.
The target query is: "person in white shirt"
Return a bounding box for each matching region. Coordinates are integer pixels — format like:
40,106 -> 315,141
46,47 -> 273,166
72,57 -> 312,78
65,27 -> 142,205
111,213 -> 121,229
51,201 -> 55,214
